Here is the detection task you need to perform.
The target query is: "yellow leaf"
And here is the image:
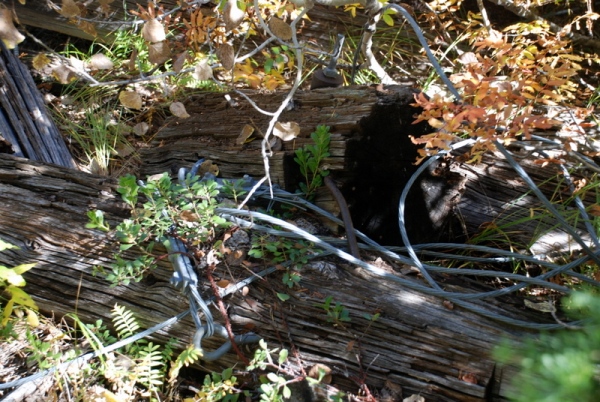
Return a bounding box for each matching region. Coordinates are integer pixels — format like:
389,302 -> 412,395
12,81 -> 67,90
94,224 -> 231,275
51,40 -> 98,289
236,124 -> 255,145
1,300 -> 14,327
32,53 -> 51,71
6,286 -> 38,310
12,263 -> 36,275
119,90 -> 143,110
27,309 -> 39,327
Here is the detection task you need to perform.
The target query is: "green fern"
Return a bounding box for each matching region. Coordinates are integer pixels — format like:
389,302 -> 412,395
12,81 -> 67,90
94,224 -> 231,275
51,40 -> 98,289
136,342 -> 165,395
169,345 -> 203,383
112,303 -> 140,339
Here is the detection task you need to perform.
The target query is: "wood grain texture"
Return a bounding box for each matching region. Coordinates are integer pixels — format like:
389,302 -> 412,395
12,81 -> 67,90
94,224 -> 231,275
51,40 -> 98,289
0,153 -> 541,401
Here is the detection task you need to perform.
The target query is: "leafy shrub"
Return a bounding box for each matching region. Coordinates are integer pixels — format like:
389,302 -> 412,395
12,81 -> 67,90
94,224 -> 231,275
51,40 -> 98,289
495,291 -> 600,401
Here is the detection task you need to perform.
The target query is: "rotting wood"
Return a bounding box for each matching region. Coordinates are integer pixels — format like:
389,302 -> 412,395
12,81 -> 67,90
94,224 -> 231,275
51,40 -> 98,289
0,152 -> 550,401
138,85 -> 461,245
12,2 -> 371,44
0,41 -> 75,169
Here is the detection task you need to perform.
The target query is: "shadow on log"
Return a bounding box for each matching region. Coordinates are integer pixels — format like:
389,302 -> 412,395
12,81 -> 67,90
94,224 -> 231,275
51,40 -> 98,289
140,85 -> 462,246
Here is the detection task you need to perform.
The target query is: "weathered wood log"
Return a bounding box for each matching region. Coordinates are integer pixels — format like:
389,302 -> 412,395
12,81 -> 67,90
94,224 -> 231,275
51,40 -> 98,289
139,85 -> 463,245
12,2 -> 370,44
0,152 -> 550,401
0,41 -> 76,169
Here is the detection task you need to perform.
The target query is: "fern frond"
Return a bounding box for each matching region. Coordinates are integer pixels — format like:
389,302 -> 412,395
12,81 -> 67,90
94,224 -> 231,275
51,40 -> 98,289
111,304 -> 140,339
169,345 -> 202,383
136,342 -> 165,392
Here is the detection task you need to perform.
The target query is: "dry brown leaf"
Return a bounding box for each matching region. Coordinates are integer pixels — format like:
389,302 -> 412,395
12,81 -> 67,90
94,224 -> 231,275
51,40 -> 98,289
308,364 -> 332,384
60,0 -> 80,18
98,0 -> 114,16
0,9 -> 25,49
52,64 -> 77,84
148,40 -> 171,64
589,204 -> 600,217
223,0 -> 245,31
180,210 -> 199,222
217,43 -> 235,70
236,124 -> 255,145
133,122 -> 149,136
69,56 -> 86,73
217,279 -> 230,288
193,59 -> 213,81
32,54 -> 51,70
127,48 -> 138,72
268,17 -> 292,41
119,90 -> 143,110
114,143 -> 135,157
273,121 -> 300,141
77,20 -> 97,37
142,18 -> 166,43
170,102 -> 190,118
88,53 -> 114,70
172,51 -> 189,73
198,160 -> 219,176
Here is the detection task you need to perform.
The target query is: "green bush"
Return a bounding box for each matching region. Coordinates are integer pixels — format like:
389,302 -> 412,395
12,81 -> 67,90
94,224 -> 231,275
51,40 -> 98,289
495,291 -> 600,401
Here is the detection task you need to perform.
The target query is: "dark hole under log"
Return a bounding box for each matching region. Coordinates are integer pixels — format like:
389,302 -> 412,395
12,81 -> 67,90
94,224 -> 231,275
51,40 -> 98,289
342,86 -> 465,246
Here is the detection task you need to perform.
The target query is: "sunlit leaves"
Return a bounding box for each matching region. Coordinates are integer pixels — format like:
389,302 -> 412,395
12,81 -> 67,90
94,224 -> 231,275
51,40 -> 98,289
119,90 -> 143,110
60,0 -> 81,18
273,121 -> 300,141
268,17 -> 292,41
88,53 -> 114,70
193,59 -> 213,81
170,102 -> 190,118
223,0 -> 245,32
0,9 -> 25,49
142,19 -> 166,43
216,43 -> 235,70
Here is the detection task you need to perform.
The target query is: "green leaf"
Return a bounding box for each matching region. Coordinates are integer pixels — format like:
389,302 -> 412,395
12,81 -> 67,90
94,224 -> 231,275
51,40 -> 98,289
278,348 -> 288,365
277,292 -> 290,301
283,385 -> 291,399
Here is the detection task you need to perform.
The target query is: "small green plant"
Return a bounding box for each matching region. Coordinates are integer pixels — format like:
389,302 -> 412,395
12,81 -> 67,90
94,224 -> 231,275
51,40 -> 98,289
91,172 -> 230,285
0,239 -> 38,329
221,178 -> 248,204
247,340 -> 295,401
193,367 -> 244,401
317,296 -> 351,326
494,291 -> 600,401
249,234 -> 311,294
25,329 -> 65,370
294,125 -> 331,199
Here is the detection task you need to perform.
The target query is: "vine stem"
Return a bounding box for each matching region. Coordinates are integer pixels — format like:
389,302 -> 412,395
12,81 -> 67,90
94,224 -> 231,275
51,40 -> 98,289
205,263 -> 251,365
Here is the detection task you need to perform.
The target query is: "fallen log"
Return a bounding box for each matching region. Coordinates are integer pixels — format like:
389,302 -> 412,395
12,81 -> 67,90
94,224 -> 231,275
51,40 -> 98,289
0,152 -> 559,401
0,41 -> 75,169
